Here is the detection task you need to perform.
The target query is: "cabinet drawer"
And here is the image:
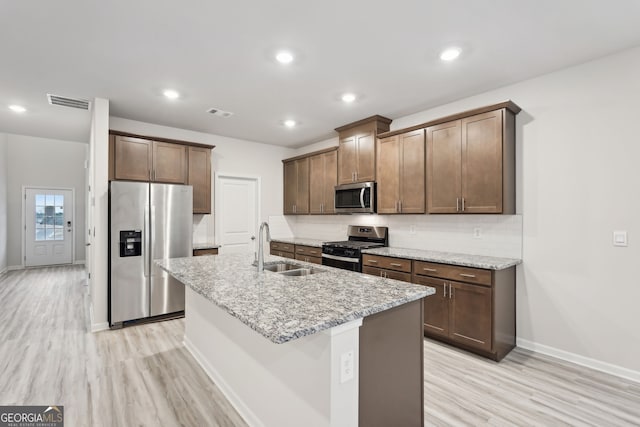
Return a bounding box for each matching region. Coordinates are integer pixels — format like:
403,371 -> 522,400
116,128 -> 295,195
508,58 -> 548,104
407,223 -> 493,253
362,255 -> 412,273
295,245 -> 322,257
193,248 -> 218,256
270,242 -> 294,253
413,261 -> 492,286
294,254 -> 322,265
271,250 -> 295,259
362,266 -> 412,283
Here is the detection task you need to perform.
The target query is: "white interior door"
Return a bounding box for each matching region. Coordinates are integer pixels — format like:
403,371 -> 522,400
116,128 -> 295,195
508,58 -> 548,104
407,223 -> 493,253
216,175 -> 258,254
25,188 -> 74,266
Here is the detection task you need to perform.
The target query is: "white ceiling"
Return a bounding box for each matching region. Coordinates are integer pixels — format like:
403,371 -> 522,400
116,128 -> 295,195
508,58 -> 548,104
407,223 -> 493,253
1,0 -> 640,147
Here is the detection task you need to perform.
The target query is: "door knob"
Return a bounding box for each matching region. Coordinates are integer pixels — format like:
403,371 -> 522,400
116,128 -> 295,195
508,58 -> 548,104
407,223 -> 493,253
251,236 -> 256,241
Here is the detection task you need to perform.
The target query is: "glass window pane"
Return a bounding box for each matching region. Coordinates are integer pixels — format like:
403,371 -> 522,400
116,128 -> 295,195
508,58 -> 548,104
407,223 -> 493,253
35,194 -> 45,206
35,206 -> 44,224
55,216 -> 64,226
35,227 -> 45,241
54,195 -> 64,206
46,194 -> 55,205
54,229 -> 64,240
55,206 -> 63,215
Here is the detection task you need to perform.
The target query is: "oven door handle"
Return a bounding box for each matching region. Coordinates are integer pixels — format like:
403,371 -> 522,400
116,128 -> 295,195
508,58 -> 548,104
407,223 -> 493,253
360,188 -> 366,208
322,253 -> 359,263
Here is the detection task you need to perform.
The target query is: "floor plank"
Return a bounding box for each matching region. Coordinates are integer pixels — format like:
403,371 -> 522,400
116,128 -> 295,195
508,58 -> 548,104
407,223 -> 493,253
1,266 -> 639,426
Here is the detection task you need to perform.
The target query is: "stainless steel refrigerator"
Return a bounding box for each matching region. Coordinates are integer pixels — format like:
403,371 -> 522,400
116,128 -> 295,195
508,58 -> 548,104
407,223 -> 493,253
109,181 -> 193,327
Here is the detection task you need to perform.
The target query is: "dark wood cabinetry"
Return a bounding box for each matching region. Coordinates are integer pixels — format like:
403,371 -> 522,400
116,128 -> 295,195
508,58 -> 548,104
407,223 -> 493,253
426,108 -> 516,214
109,131 -> 213,214
362,254 -> 412,283
335,116 -> 391,185
376,129 -> 425,214
269,242 -> 295,259
412,260 -> 515,361
294,245 -> 322,264
188,147 -> 212,214
193,248 -> 218,256
309,149 -> 337,214
283,158 -> 309,214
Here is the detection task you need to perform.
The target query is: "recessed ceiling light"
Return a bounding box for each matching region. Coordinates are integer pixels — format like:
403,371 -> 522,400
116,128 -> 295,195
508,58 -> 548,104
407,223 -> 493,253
9,105 -> 26,113
276,51 -> 294,64
440,47 -> 461,61
163,89 -> 180,99
283,119 -> 296,128
341,93 -> 356,103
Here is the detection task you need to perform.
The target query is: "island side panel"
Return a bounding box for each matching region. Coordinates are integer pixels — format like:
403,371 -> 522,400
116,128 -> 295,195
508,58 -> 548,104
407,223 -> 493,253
359,299 -> 424,427
183,287 -> 361,427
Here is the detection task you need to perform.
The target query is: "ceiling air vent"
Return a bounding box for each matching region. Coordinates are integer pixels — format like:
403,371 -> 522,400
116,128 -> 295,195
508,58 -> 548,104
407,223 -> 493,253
207,107 -> 234,118
47,94 -> 91,110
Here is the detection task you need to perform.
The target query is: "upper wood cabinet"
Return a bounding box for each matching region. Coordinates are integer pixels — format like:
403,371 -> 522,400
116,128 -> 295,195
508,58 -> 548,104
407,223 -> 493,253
426,108 -> 516,214
335,116 -> 392,185
377,129 -> 425,214
113,135 -> 187,184
283,157 -> 309,214
188,146 -> 212,214
309,149 -> 337,214
110,132 -> 214,214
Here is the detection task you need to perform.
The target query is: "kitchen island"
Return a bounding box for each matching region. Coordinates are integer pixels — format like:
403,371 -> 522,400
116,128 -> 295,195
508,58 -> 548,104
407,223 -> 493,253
158,253 -> 433,427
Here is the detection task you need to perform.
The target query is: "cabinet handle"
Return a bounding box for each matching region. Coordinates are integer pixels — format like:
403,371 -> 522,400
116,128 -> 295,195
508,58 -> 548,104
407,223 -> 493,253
459,273 -> 476,278
367,259 -> 378,263
443,283 -> 447,298
355,171 -> 358,181
456,197 -> 460,212
462,197 -> 465,211
309,251 -> 317,255
449,283 -> 453,299
390,263 -> 402,267
423,267 -> 437,272
399,200 -> 402,212
384,272 -> 388,278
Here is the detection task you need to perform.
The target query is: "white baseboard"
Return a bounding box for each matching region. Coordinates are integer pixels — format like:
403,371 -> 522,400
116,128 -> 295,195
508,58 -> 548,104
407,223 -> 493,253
0,267 -> 6,276
7,265 -> 23,271
91,322 -> 109,332
183,337 -> 259,427
517,338 -> 640,383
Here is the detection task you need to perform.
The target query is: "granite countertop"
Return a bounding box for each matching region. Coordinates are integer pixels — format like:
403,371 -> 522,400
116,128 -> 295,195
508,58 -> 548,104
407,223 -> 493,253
157,253 -> 433,344
193,243 -> 221,250
270,237 -> 326,248
361,247 -> 521,270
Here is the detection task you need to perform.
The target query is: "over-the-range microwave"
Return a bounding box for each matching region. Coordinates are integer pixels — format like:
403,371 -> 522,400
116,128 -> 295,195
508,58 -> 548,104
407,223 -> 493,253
334,182 -> 376,214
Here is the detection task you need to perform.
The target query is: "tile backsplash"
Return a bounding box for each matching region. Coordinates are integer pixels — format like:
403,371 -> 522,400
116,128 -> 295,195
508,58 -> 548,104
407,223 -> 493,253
276,214 -> 522,259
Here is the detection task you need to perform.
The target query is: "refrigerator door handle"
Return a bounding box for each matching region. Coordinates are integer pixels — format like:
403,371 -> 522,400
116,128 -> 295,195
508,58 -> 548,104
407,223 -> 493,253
144,204 -> 150,277
150,205 -> 156,264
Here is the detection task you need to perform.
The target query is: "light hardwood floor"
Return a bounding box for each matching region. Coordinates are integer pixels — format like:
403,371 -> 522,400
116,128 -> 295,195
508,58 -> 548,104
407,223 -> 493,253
1,266 -> 639,426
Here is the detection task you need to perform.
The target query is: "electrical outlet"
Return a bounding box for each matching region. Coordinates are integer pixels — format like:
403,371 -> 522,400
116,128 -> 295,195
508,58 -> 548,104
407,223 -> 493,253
613,231 -> 628,247
409,225 -> 416,235
473,228 -> 482,239
340,350 -> 355,383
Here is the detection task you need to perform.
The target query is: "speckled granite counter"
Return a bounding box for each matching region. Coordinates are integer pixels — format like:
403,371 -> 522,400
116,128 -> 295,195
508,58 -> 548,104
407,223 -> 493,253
158,253 -> 432,344
193,242 -> 221,250
269,237 -> 325,247
361,247 -> 521,270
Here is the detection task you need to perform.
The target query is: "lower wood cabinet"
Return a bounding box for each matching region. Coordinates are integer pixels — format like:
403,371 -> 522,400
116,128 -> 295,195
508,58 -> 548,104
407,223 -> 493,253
294,245 -> 322,264
270,242 -> 295,259
362,254 -> 412,283
193,248 -> 218,256
412,260 -> 515,361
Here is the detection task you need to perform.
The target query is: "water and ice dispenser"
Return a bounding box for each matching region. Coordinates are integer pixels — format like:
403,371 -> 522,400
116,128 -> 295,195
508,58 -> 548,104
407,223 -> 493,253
119,230 -> 142,257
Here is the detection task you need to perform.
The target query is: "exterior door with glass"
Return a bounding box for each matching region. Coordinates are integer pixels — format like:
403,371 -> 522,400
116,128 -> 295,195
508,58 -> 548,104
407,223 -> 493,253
25,188 -> 74,266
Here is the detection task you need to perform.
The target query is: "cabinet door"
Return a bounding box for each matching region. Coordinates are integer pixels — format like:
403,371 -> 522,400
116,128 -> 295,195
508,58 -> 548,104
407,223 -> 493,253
295,158 -> 309,214
461,110 -> 503,213
355,131 -> 376,182
449,280 -> 492,352
114,136 -> 152,181
283,161 -> 297,214
399,129 -> 425,213
338,136 -> 357,184
188,147 -> 211,214
309,154 -> 324,214
412,275 -> 449,338
376,136 -> 401,214
323,150 -> 337,214
153,141 -> 187,184
426,121 -> 462,213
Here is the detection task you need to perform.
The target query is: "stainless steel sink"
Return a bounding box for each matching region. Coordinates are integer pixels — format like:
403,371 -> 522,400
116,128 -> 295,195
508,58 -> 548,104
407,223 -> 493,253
278,267 -> 325,277
262,262 -> 303,272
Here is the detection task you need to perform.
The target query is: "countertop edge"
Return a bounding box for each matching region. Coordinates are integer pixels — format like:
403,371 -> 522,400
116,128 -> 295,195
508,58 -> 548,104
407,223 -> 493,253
361,247 -> 522,270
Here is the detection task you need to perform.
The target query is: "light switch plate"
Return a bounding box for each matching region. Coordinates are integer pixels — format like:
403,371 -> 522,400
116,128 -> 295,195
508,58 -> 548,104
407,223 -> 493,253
340,350 -> 354,384
473,228 -> 482,239
613,231 -> 628,247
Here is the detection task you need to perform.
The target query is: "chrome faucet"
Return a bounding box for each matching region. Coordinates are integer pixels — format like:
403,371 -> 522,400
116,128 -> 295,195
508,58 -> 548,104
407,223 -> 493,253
257,221 -> 271,272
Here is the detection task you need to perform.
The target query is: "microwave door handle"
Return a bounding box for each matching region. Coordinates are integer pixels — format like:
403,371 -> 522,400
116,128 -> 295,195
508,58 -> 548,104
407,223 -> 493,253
360,187 -> 366,208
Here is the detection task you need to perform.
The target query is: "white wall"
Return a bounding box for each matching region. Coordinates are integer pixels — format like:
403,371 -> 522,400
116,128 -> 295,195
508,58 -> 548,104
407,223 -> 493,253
0,134 -> 7,274
109,117 -> 295,243
5,134 -> 87,268
294,47 -> 640,377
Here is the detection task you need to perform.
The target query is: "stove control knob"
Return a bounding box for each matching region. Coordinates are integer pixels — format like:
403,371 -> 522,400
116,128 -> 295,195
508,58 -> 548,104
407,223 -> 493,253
345,249 -> 355,257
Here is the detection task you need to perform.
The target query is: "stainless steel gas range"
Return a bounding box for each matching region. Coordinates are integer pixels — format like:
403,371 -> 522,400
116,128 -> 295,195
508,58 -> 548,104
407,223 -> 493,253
321,225 -> 388,272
